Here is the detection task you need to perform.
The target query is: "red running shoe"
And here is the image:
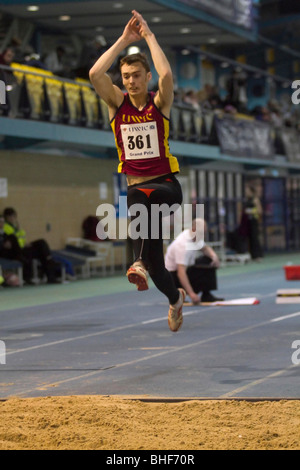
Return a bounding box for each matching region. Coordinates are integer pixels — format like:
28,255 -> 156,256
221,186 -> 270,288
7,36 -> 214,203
126,264 -> 149,291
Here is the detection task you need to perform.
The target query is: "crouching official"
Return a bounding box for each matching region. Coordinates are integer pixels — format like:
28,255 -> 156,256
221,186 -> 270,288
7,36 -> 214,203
165,218 -> 224,305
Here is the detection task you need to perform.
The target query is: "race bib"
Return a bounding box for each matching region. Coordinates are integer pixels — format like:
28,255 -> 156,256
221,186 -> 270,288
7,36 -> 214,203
121,122 -> 160,160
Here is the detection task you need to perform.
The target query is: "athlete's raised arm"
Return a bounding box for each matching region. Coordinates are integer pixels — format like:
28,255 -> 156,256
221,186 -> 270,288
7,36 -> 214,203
89,15 -> 141,116
132,10 -> 174,116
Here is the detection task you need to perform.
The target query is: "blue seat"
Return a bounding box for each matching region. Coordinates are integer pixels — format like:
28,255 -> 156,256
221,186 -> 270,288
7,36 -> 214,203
51,250 -> 87,278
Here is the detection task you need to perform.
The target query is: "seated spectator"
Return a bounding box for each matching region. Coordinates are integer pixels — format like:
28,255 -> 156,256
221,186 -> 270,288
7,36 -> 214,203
24,53 -> 47,70
173,89 -> 184,104
3,207 -> 61,283
0,46 -> 17,86
252,105 -> 271,122
0,213 -> 10,254
0,213 -> 22,287
223,104 -> 238,115
76,36 -> 106,79
268,100 -> 283,128
0,214 -> 18,252
0,47 -> 15,67
203,84 -> 223,110
226,70 -> 248,113
165,218 -> 224,304
0,212 -> 24,261
44,46 -> 67,76
183,90 -> 200,110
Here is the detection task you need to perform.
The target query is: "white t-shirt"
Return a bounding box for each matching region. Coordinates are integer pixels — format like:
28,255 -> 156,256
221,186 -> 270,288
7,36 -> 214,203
165,229 -> 205,271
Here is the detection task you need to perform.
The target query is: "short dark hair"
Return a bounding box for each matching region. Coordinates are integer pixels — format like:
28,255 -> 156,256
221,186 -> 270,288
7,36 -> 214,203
3,207 -> 16,218
120,53 -> 150,73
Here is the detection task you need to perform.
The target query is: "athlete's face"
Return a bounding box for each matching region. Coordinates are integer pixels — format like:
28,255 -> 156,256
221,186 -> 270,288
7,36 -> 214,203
121,62 -> 151,96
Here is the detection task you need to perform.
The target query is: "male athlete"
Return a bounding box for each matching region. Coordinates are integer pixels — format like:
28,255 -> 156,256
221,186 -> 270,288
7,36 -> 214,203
89,10 -> 185,332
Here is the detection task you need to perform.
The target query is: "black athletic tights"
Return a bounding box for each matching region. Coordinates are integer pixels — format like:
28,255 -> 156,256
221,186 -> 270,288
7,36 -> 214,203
127,173 -> 182,305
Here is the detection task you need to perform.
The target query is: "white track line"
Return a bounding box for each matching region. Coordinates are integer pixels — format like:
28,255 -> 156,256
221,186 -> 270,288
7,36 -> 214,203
271,311 -> 300,322
4,293 -> 300,396
220,364 -> 298,398
6,298 -> 300,358
10,309 -> 298,397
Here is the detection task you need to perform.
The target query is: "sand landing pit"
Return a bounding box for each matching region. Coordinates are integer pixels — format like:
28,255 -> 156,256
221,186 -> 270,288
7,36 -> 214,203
0,396 -> 299,450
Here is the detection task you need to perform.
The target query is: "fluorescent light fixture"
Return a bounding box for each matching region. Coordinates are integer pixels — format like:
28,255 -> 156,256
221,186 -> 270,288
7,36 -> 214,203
127,46 -> 141,55
113,2 -> 124,8
59,15 -> 71,21
151,17 -> 162,23
27,5 -> 39,12
180,27 -> 191,34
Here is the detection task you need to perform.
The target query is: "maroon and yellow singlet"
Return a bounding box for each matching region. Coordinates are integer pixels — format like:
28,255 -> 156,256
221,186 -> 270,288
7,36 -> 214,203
110,92 -> 179,176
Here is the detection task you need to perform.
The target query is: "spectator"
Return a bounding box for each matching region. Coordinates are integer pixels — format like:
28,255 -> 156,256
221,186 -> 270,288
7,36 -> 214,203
252,105 -> 271,122
24,53 -> 47,70
268,100 -> 283,128
239,186 -> 263,261
0,47 -> 15,67
0,214 -> 7,253
44,46 -> 67,76
174,89 -> 184,104
226,70 -> 248,113
3,207 -> 62,283
0,213 -> 20,257
223,104 -> 237,115
165,218 -> 224,304
0,46 -> 17,86
183,90 -> 200,110
76,36 -> 106,79
0,213 -> 23,287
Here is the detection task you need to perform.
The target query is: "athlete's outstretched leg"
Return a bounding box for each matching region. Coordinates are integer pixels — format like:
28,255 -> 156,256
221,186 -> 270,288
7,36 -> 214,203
126,185 -> 151,291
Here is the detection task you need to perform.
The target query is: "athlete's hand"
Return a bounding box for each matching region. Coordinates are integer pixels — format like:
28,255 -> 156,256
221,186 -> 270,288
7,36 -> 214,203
190,292 -> 201,304
209,255 -> 220,268
122,15 -> 142,44
132,10 -> 153,39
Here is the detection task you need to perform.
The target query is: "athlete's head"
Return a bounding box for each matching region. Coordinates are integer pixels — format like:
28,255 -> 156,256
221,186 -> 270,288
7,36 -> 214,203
120,53 -> 150,73
120,53 -> 152,95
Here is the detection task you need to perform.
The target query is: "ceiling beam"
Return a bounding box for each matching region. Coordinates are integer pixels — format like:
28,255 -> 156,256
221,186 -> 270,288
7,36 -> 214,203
149,0 -> 258,42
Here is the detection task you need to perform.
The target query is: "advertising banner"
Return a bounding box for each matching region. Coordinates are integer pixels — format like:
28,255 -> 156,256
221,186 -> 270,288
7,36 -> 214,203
215,116 -> 274,159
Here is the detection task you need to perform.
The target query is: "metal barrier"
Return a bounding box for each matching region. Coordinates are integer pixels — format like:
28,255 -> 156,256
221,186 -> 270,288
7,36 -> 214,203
0,62 -> 225,145
0,62 -> 299,161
